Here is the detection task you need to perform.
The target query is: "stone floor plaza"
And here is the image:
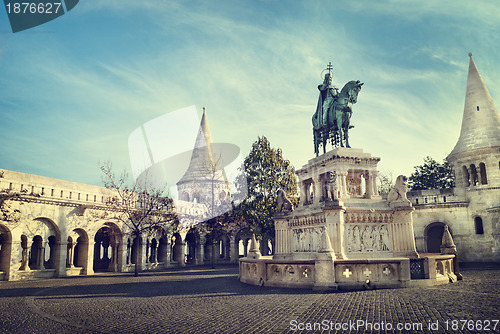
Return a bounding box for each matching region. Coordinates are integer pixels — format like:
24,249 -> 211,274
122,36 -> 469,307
0,265 -> 499,333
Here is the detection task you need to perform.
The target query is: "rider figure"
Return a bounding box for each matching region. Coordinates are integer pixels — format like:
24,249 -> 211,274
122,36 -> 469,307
317,72 -> 338,127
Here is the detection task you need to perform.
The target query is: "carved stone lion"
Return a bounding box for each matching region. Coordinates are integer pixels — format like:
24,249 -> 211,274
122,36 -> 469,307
387,175 -> 411,206
326,171 -> 339,201
276,189 -> 293,212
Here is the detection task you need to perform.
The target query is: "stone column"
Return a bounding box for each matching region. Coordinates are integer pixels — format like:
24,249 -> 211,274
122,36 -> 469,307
243,239 -> 249,257
86,240 -> 95,275
56,240 -> 67,277
66,240 -> 74,268
371,170 -> 379,196
339,171 -> 348,198
300,181 -> 308,205
196,236 -> 205,265
180,242 -> 186,267
313,176 -> 322,204
165,239 -> 171,267
140,237 -> 147,270
229,235 -> 238,262
365,171 -> 373,199
19,239 -> 30,271
39,242 -> 46,270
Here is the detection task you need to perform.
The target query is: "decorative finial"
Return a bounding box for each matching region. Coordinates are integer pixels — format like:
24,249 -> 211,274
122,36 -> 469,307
326,61 -> 333,73
321,62 -> 334,79
468,52 -> 473,58
203,106 -> 206,115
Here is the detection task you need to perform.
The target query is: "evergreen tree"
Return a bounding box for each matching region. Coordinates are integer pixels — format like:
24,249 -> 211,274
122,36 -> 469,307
235,136 -> 298,242
408,156 -> 455,191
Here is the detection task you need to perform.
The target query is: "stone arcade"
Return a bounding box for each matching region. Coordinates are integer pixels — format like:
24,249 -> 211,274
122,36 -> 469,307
0,108 -> 252,281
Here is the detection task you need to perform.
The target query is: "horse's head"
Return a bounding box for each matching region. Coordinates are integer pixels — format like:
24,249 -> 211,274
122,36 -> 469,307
341,80 -> 363,104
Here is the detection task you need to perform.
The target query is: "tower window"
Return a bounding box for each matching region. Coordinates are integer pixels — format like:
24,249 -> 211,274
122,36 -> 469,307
479,163 -> 487,185
474,217 -> 484,235
476,106 -> 480,111
462,166 -> 470,186
470,164 -> 478,186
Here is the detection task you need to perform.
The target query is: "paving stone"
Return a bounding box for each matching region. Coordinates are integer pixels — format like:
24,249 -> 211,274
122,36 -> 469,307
0,266 -> 498,333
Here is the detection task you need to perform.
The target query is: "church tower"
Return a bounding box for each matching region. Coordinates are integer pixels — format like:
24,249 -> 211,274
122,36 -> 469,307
176,107 -> 230,217
446,54 -> 500,260
447,53 -> 500,193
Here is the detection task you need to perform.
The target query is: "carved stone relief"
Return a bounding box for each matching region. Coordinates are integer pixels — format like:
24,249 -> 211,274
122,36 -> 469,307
346,224 -> 391,253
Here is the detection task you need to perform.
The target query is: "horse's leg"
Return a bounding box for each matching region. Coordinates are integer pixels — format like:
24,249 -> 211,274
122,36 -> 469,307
336,112 -> 344,147
322,131 -> 327,154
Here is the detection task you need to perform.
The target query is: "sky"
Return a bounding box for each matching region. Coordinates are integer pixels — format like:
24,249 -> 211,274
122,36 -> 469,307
1,0 -> 499,190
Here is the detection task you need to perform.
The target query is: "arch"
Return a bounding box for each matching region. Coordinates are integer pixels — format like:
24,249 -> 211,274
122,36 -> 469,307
171,233 -> 183,263
424,222 -> 452,253
185,230 -> 199,264
149,238 -> 158,263
71,228 -> 89,270
19,235 -> 29,271
479,163 -> 487,185
192,193 -> 201,204
157,237 -> 168,263
66,236 -> 73,268
235,228 -> 252,257
469,164 -> 478,186
29,235 -> 43,270
462,166 -> 470,186
93,223 -> 122,272
181,191 -> 190,202
46,235 -> 57,269
0,224 -> 12,280
33,217 -> 61,239
474,216 -> 484,235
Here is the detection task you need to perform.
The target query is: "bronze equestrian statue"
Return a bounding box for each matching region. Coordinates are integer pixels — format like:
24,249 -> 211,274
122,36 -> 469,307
312,64 -> 363,156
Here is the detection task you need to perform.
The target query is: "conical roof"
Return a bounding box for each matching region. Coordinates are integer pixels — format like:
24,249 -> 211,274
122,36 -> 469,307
449,53 -> 500,156
177,107 -> 225,185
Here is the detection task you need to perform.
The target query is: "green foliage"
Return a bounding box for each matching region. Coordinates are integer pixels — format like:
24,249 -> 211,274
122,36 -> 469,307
236,136 -> 299,238
408,156 -> 455,191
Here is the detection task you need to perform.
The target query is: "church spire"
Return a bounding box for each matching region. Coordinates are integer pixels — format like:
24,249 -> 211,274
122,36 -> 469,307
177,107 -> 224,185
449,53 -> 500,156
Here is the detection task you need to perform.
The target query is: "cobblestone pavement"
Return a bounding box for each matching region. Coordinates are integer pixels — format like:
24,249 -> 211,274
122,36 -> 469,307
0,266 -> 499,334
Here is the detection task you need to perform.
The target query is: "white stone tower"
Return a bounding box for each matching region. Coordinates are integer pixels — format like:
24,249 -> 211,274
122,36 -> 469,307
446,54 -> 500,260
447,53 -> 500,192
176,107 -> 230,217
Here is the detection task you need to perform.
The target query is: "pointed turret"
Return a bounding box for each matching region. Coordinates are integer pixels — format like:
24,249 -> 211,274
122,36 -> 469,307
177,107 -> 224,185
449,53 -> 500,156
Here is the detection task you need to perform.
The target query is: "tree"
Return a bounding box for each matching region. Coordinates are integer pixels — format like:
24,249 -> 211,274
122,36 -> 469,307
377,170 -> 394,194
236,136 -> 299,247
408,156 -> 455,191
100,161 -> 177,277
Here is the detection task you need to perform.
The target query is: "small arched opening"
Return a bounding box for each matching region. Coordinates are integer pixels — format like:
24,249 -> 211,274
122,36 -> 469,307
425,222 -> 452,253
479,163 -> 487,185
470,164 -> 478,186
474,216 -> 484,235
0,224 -> 12,280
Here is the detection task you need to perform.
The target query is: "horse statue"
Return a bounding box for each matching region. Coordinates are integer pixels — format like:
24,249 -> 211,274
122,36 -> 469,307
312,78 -> 363,156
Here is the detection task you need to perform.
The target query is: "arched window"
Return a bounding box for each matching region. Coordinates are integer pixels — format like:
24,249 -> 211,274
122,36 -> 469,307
470,164 -> 478,186
474,217 -> 484,235
479,163 -> 487,185
462,166 -> 470,186
181,191 -> 190,201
